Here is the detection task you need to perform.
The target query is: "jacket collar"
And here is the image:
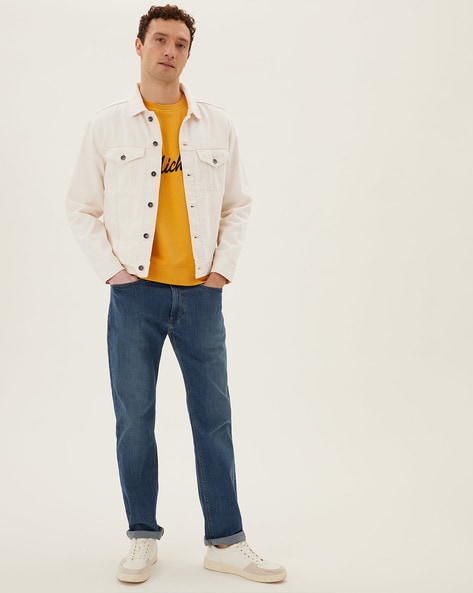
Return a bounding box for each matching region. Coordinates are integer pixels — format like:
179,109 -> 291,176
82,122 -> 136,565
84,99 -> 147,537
128,83 -> 201,119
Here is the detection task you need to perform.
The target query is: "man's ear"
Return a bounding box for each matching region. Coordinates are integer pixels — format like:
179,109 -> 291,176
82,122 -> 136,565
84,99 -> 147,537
135,38 -> 143,57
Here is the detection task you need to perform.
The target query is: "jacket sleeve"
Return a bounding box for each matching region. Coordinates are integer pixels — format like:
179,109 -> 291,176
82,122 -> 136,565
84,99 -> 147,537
211,118 -> 252,281
65,118 -> 124,282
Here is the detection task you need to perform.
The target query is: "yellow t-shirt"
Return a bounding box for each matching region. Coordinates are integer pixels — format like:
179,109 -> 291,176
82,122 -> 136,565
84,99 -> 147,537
144,95 -> 204,285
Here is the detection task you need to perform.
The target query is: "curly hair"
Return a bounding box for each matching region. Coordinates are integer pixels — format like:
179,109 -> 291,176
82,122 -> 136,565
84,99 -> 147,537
137,5 -> 196,49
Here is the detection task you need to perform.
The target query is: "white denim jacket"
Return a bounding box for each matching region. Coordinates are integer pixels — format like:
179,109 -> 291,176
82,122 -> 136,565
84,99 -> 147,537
66,84 -> 251,283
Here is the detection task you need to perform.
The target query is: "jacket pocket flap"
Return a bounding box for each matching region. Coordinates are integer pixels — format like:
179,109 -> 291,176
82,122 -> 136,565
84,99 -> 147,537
196,149 -> 229,167
106,147 -> 145,164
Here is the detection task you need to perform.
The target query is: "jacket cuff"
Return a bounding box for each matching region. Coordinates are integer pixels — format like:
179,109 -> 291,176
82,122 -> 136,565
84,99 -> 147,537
210,255 -> 236,283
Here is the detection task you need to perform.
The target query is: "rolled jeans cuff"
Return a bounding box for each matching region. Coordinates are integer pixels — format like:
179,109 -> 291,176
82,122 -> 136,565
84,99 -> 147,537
127,528 -> 164,540
204,529 -> 246,547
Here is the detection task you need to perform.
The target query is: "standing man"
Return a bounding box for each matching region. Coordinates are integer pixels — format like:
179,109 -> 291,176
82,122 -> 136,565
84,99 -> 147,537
66,4 -> 286,585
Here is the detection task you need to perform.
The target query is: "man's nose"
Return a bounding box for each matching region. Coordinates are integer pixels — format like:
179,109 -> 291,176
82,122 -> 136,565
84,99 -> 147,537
164,43 -> 175,58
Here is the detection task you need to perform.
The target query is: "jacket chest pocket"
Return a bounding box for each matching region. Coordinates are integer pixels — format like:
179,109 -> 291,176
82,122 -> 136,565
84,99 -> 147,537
104,146 -> 146,192
196,149 -> 229,193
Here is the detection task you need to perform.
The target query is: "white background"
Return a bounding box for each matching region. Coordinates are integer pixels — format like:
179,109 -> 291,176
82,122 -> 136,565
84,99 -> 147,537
1,1 -> 472,592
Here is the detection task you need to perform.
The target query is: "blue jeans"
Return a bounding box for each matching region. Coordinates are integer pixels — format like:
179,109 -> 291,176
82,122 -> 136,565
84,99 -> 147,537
107,280 -> 245,545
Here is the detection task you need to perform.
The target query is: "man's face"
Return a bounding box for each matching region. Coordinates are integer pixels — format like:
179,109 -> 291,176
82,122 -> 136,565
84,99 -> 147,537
135,18 -> 191,84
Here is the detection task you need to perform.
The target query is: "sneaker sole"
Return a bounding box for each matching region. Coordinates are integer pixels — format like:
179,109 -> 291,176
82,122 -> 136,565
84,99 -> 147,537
203,558 -> 287,583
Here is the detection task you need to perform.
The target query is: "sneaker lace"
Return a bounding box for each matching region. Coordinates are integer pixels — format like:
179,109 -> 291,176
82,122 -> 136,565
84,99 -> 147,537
129,538 -> 151,561
237,541 -> 264,564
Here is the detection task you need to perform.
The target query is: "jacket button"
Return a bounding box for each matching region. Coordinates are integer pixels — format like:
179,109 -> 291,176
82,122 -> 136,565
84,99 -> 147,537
153,141 -> 158,146
148,116 -> 153,122
151,171 -> 157,176
143,233 -> 149,239
138,265 -> 144,271
213,158 -> 217,164
148,202 -> 154,207
121,155 -> 126,160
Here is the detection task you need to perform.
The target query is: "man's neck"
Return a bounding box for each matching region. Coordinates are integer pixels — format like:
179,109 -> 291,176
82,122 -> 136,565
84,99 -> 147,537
139,80 -> 182,105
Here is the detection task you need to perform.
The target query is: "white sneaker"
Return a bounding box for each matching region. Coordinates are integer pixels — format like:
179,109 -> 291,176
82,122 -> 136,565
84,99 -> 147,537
204,541 -> 287,583
117,538 -> 157,583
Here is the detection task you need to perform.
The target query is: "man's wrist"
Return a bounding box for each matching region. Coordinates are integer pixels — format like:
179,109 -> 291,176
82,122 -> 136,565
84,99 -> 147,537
204,272 -> 228,288
107,270 -> 138,285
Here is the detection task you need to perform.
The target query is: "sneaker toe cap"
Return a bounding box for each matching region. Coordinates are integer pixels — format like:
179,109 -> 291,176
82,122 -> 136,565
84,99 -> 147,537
247,562 -> 287,580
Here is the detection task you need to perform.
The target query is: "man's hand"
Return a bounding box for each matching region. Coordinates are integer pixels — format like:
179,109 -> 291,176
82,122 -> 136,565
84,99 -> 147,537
203,272 -> 228,288
107,270 -> 139,285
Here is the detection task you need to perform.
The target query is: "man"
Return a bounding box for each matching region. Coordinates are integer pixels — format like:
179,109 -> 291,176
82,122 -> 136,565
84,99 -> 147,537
66,4 -> 286,585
